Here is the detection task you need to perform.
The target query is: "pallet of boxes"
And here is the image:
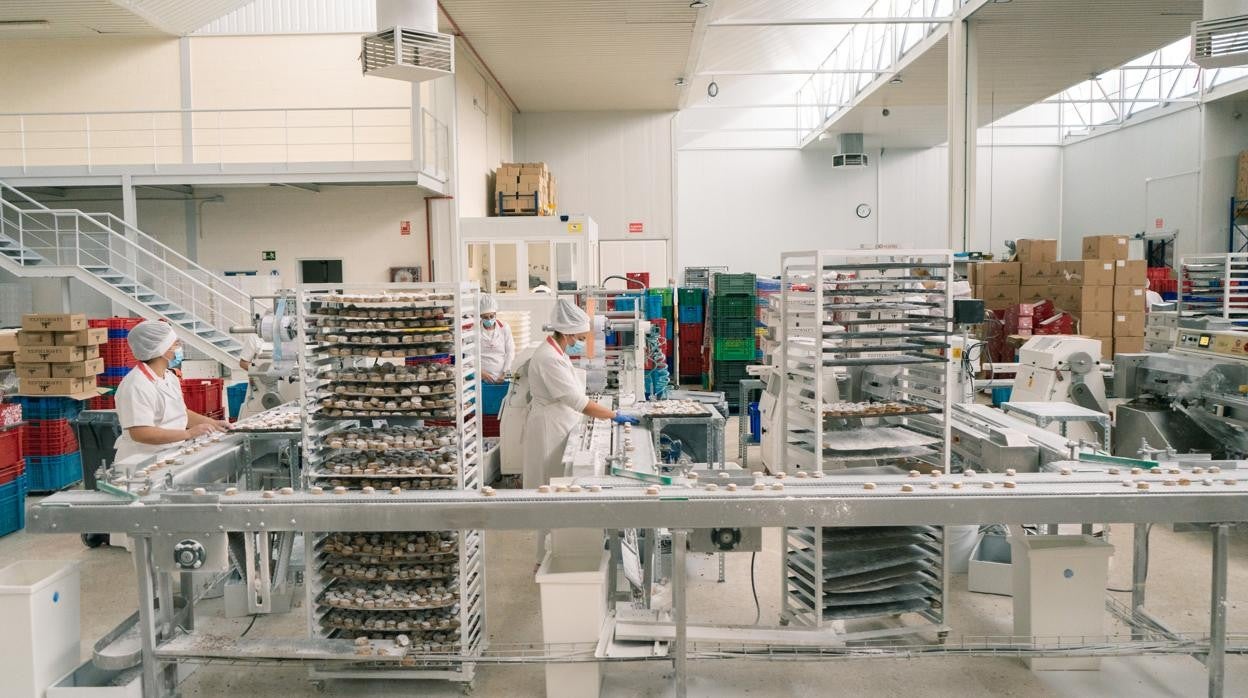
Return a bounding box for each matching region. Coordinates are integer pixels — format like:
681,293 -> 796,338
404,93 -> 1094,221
1056,235 -> 1146,357
493,162 -> 557,216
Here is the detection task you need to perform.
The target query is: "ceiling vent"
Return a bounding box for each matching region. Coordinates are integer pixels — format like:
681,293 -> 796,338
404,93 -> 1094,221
832,133 -> 869,169
362,0 -> 454,83
1192,0 -> 1248,69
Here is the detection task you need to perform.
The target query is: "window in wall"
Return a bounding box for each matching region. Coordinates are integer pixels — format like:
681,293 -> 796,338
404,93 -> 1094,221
528,242 -> 553,292
467,243 -> 492,293
555,242 -> 578,291
494,243 -> 518,294
299,259 -> 343,284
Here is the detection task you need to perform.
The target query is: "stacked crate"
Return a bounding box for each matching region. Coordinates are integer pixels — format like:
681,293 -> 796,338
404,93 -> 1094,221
493,162 -> 557,216
182,378 -> 225,420
89,317 -> 142,410
0,419 -> 24,536
677,287 -> 707,381
12,396 -> 84,493
710,272 -> 758,405
647,287 -> 676,369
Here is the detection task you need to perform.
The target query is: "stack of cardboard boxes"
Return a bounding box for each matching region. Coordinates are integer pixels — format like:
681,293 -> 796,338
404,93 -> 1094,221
493,162 -> 557,216
13,314 -> 105,399
0,329 -> 16,369
970,234 -> 1147,358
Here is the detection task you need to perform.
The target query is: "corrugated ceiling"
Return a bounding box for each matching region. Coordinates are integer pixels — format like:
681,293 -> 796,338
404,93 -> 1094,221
0,0 -> 257,38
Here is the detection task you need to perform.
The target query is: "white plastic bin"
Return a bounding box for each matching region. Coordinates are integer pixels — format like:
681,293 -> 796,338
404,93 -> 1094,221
968,531 -> 1013,596
536,550 -> 608,698
0,560 -> 82,698
1011,534 -> 1112,671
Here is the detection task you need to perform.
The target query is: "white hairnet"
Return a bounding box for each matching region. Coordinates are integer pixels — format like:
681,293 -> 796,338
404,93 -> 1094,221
128,320 -> 176,361
479,294 -> 499,314
549,298 -> 590,334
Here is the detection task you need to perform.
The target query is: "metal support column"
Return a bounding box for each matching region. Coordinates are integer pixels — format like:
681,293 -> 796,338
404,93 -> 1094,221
672,528 -> 689,698
133,536 -> 166,698
1131,522 -> 1150,641
1208,523 -> 1229,698
946,16 -> 977,251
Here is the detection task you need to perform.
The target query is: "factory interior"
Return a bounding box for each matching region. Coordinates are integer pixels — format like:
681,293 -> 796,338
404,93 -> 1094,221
2,1 -> 1248,697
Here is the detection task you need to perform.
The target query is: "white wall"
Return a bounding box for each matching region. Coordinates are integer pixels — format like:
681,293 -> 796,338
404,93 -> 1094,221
676,145 -> 1061,277
456,60 -> 515,218
1201,98 -> 1248,254
512,112 -> 674,242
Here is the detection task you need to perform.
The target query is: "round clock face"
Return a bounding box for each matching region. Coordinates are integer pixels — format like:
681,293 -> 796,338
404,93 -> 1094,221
856,203 -> 872,219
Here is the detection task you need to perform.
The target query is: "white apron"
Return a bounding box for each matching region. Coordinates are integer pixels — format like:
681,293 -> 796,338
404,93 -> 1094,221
480,320 -> 512,378
113,362 -> 189,463
522,337 -> 589,489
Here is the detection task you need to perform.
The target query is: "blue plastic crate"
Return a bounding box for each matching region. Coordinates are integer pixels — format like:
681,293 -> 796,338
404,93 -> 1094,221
0,474 -> 25,537
991,387 -> 1013,407
13,396 -> 83,421
25,452 -> 82,493
677,305 -> 704,324
227,382 -> 248,420
103,366 -> 132,378
645,294 -> 664,320
481,382 -> 510,416
614,294 -> 639,312
107,329 -> 130,339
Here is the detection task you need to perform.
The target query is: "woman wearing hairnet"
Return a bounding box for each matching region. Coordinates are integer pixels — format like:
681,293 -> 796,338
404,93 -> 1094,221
478,294 -> 514,383
523,299 -> 639,490
113,320 -> 230,463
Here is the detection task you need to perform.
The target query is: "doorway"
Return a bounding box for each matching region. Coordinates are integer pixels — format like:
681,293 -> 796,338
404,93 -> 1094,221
299,259 -> 343,284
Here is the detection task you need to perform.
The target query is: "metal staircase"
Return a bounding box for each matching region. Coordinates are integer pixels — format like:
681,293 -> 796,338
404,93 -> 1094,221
0,181 -> 252,367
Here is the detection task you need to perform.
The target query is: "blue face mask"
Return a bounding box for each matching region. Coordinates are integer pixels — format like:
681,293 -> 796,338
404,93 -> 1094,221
482,318 -> 496,329
169,347 -> 184,369
567,339 -> 586,356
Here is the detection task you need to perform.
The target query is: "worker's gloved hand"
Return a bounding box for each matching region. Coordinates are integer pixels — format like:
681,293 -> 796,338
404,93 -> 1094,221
612,412 -> 640,425
186,423 -> 215,439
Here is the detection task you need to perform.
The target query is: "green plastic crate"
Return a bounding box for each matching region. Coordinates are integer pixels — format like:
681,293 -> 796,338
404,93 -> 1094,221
677,288 -> 705,306
712,316 -> 755,339
714,295 -> 757,319
712,359 -> 754,384
648,287 -> 674,307
714,337 -> 756,361
713,273 -> 756,296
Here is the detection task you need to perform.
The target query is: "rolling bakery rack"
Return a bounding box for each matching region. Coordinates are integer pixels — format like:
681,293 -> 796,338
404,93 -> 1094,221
777,249 -> 954,640
296,282 -> 485,684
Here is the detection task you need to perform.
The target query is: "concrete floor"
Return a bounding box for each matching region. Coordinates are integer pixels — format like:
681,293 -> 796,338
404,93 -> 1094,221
4,418 -> 1247,697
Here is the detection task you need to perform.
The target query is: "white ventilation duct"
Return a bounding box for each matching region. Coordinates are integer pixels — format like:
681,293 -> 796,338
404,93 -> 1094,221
362,0 -> 455,82
832,133 -> 869,169
1192,0 -> 1248,69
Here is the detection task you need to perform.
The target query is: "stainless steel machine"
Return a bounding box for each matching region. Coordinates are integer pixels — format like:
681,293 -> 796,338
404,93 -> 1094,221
1114,327 -> 1248,459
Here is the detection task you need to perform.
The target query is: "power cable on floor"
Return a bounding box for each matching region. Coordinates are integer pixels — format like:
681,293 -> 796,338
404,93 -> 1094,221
240,614 -> 259,638
750,551 -> 760,625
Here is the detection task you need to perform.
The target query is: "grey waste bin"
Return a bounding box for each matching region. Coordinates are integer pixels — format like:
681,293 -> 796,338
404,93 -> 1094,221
73,410 -> 120,491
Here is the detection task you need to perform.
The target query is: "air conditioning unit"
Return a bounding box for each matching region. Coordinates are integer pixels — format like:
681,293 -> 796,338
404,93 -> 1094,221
362,0 -> 455,83
1191,0 -> 1248,69
832,133 -> 869,169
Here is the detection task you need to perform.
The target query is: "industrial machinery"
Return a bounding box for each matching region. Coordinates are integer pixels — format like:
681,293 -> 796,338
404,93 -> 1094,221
1115,326 -> 1248,459
231,292 -> 301,419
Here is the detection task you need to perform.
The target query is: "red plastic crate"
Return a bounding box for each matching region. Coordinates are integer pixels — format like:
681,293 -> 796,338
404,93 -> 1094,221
0,428 -> 22,469
87,395 -> 116,410
626,272 -> 650,289
0,460 -> 22,487
22,419 -> 78,457
482,415 -> 500,438
98,376 -> 124,389
182,378 -> 224,417
102,342 -> 138,368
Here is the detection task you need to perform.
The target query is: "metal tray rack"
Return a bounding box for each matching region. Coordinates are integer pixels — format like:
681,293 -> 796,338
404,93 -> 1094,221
1178,253 -> 1248,326
297,282 -> 485,684
777,249 -> 953,638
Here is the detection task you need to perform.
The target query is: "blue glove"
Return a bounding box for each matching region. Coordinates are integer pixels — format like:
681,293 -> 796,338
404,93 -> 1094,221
612,412 -> 640,425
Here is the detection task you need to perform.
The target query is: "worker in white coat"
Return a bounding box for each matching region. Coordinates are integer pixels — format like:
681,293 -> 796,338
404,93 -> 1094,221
479,295 -> 515,383
523,299 -> 638,490
113,321 -> 230,463
1145,278 -> 1165,310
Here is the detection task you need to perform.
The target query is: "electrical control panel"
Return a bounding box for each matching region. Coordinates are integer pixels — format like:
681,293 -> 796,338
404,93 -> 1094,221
1175,330 -> 1248,360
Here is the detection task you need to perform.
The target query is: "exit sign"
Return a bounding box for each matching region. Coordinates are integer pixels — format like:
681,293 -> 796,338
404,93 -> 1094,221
628,221 -> 644,234
262,250 -> 276,261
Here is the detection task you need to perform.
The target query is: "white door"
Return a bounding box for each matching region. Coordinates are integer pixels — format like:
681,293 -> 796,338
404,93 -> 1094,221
599,240 -> 670,289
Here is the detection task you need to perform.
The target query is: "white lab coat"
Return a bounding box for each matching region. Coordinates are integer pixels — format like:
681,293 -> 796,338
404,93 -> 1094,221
522,337 -> 589,489
113,363 -> 189,462
1146,289 -> 1164,309
480,320 -> 515,379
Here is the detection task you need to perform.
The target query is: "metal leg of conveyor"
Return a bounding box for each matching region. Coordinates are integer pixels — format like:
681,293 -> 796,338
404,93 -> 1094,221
672,528 -> 689,698
1131,523 -> 1150,640
133,536 -> 174,698
1208,523 -> 1229,698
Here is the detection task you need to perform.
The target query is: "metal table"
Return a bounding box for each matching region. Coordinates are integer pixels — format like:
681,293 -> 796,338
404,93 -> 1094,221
29,468 -> 1248,698
1001,401 -> 1111,451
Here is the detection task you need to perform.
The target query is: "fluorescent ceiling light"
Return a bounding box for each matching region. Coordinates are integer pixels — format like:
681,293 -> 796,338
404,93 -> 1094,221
689,1 -> 708,8
0,20 -> 50,30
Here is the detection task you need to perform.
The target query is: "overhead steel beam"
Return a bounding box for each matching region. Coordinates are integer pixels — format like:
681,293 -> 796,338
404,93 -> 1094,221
686,103 -> 849,109
696,68 -> 887,76
709,17 -> 952,27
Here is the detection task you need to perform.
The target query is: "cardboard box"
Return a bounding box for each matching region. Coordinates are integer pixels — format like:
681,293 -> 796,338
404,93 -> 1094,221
495,179 -> 519,196
1020,262 -> 1057,285
49,357 -> 105,379
84,344 -> 100,361
1114,336 -> 1145,354
1075,312 -> 1113,337
0,329 -> 17,353
18,376 -> 94,398
1057,285 -> 1113,312
975,262 -> 1021,286
1057,260 -> 1115,286
17,331 -> 55,347
1082,235 -> 1129,261
21,313 -> 87,332
0,354 -> 11,369
1114,260 -> 1147,286
54,328 -> 108,346
1238,150 -> 1248,201
15,345 -> 87,364
1019,285 -> 1052,304
1015,239 -> 1058,263
979,284 -> 1020,309
14,363 -> 51,379
517,173 -> 546,193
1090,336 -> 1113,357
1113,311 -> 1146,337
1113,286 -> 1147,312
497,164 -> 520,179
